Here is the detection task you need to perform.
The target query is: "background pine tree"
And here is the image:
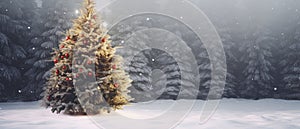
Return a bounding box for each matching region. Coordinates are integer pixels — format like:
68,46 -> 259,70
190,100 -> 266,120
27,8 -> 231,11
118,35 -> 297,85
239,28 -> 275,99
109,14 -> 200,101
24,0 -> 80,101
218,27 -> 239,98
0,0 -> 36,101
280,24 -> 300,99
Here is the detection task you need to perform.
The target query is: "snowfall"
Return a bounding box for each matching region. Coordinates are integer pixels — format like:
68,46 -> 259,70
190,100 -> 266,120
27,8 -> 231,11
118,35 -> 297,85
0,99 -> 299,129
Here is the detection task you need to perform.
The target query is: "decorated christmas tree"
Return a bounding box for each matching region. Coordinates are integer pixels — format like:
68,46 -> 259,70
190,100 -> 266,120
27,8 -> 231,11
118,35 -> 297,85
43,30 -> 84,114
43,0 -> 132,115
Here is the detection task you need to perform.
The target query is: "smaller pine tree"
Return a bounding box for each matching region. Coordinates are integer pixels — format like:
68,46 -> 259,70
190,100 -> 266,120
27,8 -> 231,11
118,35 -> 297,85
239,29 -> 275,99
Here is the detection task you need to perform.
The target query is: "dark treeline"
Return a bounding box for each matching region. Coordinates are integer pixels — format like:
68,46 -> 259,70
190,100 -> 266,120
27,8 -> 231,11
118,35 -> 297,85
0,0 -> 81,101
0,0 -> 299,101
195,0 -> 300,100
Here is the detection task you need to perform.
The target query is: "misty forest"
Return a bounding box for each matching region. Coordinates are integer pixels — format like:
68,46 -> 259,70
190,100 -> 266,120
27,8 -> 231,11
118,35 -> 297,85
0,0 -> 300,102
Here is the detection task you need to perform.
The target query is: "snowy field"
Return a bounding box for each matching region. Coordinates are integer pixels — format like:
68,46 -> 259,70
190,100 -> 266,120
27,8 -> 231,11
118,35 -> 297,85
0,99 -> 299,129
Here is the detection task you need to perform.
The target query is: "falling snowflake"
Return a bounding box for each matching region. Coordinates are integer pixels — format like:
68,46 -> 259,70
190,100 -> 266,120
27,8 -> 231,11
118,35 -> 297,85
254,45 -> 259,49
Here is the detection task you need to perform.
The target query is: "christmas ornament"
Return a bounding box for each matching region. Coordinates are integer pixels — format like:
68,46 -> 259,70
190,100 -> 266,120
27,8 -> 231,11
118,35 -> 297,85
66,36 -> 71,40
88,72 -> 93,76
101,38 -> 106,43
47,96 -> 51,101
54,59 -> 58,64
112,64 -> 117,70
87,60 -> 92,65
56,70 -> 60,75
62,65 -> 67,69
61,55 -> 65,59
65,53 -> 70,58
114,83 -> 119,88
76,74 -> 80,78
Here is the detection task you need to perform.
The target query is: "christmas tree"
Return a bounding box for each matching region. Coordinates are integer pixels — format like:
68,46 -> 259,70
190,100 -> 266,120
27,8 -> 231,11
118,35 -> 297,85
43,0 -> 132,115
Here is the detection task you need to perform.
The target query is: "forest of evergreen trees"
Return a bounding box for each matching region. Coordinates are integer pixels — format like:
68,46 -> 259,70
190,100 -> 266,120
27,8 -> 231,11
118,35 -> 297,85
0,0 -> 299,102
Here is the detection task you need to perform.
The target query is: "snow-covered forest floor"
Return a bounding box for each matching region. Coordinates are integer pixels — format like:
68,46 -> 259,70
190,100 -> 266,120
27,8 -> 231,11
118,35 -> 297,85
0,99 -> 299,129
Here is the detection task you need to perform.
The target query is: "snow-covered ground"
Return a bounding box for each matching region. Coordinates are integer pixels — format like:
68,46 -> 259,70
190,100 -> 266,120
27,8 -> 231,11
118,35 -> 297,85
0,99 -> 299,129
